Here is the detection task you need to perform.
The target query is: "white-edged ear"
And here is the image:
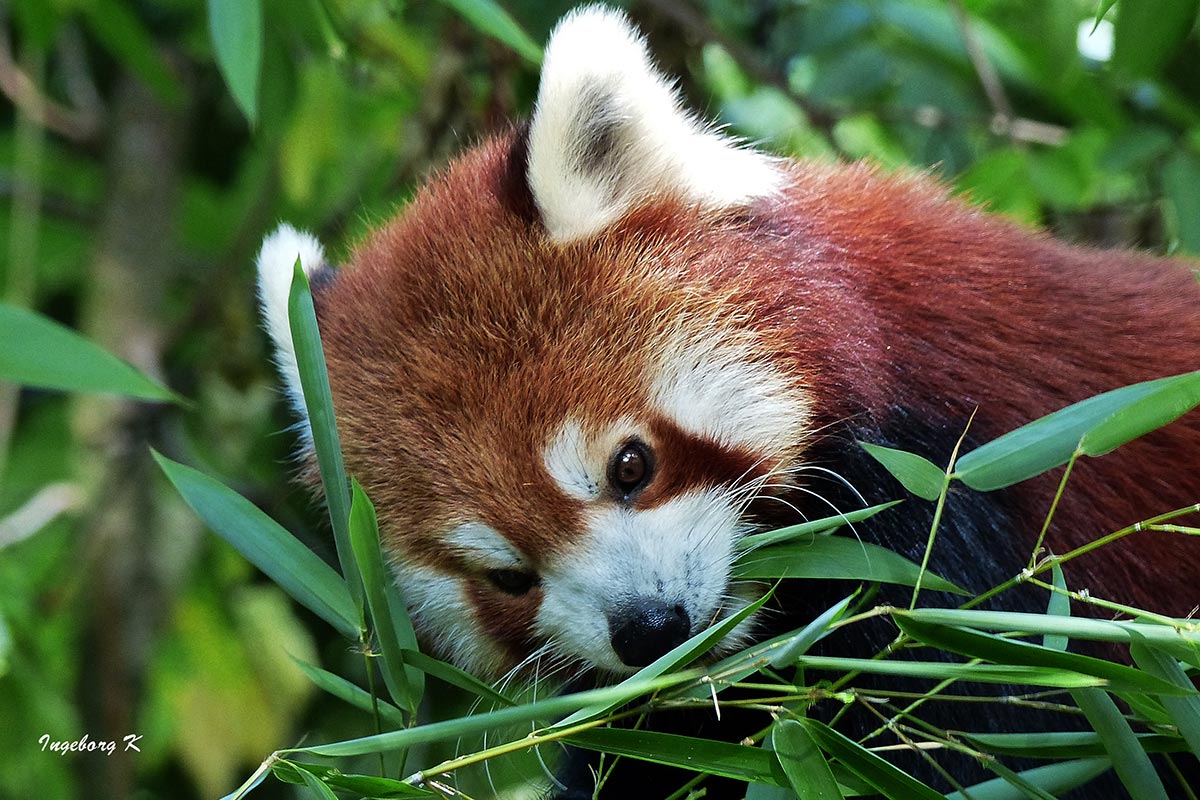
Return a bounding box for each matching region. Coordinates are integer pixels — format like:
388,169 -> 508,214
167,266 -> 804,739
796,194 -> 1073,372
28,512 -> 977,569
527,5 -> 783,242
256,223 -> 326,437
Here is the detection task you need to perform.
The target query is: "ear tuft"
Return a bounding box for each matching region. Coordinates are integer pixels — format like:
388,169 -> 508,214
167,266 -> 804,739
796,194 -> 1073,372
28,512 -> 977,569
527,5 -> 782,242
256,223 -> 326,437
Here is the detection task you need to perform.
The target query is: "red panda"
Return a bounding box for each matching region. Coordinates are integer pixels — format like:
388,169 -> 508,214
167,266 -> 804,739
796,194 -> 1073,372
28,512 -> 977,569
256,5 -> 1200,796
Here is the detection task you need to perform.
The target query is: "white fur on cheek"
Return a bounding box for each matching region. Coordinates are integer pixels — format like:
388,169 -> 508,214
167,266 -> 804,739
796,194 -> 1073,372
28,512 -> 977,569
446,521 -> 527,569
543,419 -> 601,500
390,561 -> 506,678
256,223 -> 326,440
651,331 -> 810,455
527,5 -> 782,242
536,488 -> 751,672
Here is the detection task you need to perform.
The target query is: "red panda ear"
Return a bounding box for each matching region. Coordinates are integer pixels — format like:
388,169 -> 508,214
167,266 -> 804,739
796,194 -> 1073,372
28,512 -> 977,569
527,5 -> 782,242
255,223 -> 327,441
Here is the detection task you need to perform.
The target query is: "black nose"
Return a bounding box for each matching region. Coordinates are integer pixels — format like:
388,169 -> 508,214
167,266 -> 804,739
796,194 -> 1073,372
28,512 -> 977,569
609,599 -> 691,667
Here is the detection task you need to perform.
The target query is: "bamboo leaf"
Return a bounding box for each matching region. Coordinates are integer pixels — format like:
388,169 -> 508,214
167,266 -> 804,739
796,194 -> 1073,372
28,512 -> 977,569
297,673 -> 697,757
564,728 -> 788,786
746,728 -> 800,800
773,719 -> 845,799
0,303 -> 178,402
207,0 -> 262,124
960,730 -> 1184,759
1163,150 -> 1200,254
0,613 -> 9,678
791,654 -> 1105,689
859,442 -> 945,501
291,658 -> 407,729
1093,0 -> 1118,29
737,502 -> 902,551
955,372 -> 1200,491
1112,0 -> 1200,78
679,594 -> 856,701
348,480 -> 422,714
897,609 -> 1200,667
1129,638 -> 1200,759
81,0 -> 182,102
289,262 -> 363,613
555,587 -> 774,728
945,758 -> 1111,800
1080,371 -> 1200,456
894,616 -> 1190,696
401,649 -> 514,707
273,761 -> 432,796
153,451 -> 359,639
799,718 -> 944,800
1044,563 -> 1070,652
1070,687 -> 1169,800
734,535 -> 966,595
770,593 -> 858,668
436,0 -> 542,63
294,763 -> 339,800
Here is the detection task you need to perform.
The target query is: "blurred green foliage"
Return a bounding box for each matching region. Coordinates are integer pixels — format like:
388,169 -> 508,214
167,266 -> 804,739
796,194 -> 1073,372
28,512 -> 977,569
1,1 -> 1199,799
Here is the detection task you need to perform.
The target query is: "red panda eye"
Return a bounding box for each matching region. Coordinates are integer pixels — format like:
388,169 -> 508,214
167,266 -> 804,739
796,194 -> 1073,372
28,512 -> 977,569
487,568 -> 538,596
609,441 -> 653,497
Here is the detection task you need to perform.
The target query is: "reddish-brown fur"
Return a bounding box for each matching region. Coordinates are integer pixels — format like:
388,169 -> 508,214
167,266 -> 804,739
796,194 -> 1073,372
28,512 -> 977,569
314,129 -> 1200,620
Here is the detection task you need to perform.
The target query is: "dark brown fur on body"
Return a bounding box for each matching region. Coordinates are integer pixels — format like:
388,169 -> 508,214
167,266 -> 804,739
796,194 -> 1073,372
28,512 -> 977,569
314,129 -> 1199,623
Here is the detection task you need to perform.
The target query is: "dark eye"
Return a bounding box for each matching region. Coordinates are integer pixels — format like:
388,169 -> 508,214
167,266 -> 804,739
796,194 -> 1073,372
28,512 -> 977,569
487,568 -> 539,596
609,441 -> 653,498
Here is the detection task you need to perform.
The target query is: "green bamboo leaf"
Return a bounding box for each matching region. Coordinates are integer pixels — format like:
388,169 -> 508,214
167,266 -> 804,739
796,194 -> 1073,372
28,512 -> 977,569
153,450 -> 359,639
1115,687 -> 1171,728
955,371 -> 1200,490
401,649 -> 514,707
1080,371 -> 1200,456
81,0 -> 182,103
1129,639 -> 1200,759
289,262 -> 363,613
273,761 -> 432,796
737,502 -> 902,551
295,763 -> 340,800
859,443 -> 945,501
436,0 -> 542,63
291,657 -> 407,729
961,730 -> 1184,759
1093,0 -> 1118,29
1044,563 -> 1070,652
1162,150 -> 1200,254
770,593 -> 857,668
898,610 -> 1200,667
565,728 -> 787,786
348,480 -> 422,714
791,654 -> 1105,688
679,594 -> 856,702
0,612 -> 10,678
894,617 -> 1190,697
946,758 -> 1110,800
734,536 -> 966,595
555,587 -> 774,728
746,728 -> 801,800
297,672 -> 696,757
799,718 -> 944,800
773,719 -> 844,799
1070,687 -> 1169,800
966,758 -> 1067,800
1112,0 -> 1200,78
207,0 -> 263,124
0,303 -> 178,402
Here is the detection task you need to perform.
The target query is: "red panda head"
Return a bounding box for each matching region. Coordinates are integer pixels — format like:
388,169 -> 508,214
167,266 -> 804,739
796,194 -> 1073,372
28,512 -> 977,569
256,6 -> 814,678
